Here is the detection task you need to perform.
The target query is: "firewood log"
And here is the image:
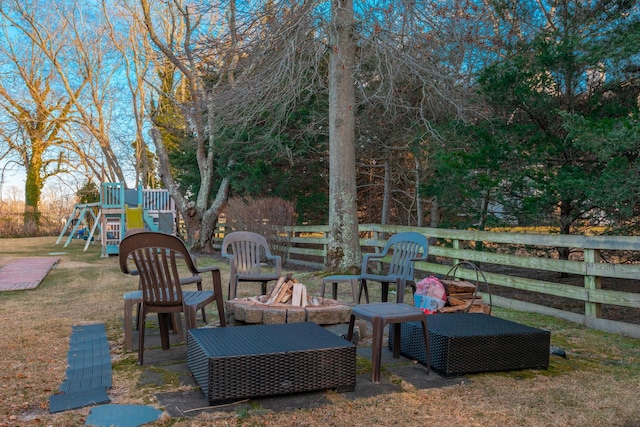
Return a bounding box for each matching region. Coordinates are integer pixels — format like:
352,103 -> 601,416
265,276 -> 287,304
440,279 -> 476,295
291,282 -> 304,306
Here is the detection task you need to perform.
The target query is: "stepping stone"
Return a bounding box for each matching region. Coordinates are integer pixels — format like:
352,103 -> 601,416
85,404 -> 163,427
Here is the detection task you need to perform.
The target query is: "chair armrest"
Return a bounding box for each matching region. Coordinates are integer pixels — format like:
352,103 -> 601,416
362,252 -> 387,263
180,275 -> 202,286
203,266 -> 224,294
181,265 -> 219,290
194,265 -> 221,274
361,252 -> 390,274
265,254 -> 282,274
409,252 -> 428,262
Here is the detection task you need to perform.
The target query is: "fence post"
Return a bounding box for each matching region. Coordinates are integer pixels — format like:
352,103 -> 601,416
584,248 -> 602,319
452,238 -> 461,266
323,229 -> 328,266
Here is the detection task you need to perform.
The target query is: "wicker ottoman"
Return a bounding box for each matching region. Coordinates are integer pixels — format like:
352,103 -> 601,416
389,313 -> 550,377
188,322 -> 356,405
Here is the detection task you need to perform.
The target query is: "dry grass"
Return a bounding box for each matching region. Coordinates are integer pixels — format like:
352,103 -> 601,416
1,237 -> 640,427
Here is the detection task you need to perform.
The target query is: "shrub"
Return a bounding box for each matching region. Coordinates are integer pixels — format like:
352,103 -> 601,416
223,196 -> 297,259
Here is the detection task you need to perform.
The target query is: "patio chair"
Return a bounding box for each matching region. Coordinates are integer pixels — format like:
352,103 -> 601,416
321,231 -> 429,304
119,230 -> 226,364
121,228 -> 200,352
221,231 -> 282,300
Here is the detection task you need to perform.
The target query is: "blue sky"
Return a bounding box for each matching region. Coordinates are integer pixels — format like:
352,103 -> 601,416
0,159 -> 25,199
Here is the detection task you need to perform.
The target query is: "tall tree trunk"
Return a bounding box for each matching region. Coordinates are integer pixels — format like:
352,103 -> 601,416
200,177 -> 230,251
24,157 -> 43,235
381,151 -> 391,225
558,199 -> 573,261
414,156 -> 423,227
429,196 -> 439,255
327,0 -> 360,272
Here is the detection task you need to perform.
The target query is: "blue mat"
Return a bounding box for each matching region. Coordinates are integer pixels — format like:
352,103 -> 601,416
85,404 -> 163,427
49,324 -> 112,413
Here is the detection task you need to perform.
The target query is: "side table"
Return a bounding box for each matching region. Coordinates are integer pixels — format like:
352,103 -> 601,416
346,303 -> 429,383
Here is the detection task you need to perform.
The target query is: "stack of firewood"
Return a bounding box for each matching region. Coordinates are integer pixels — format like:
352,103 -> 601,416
438,279 -> 491,314
255,274 -> 321,307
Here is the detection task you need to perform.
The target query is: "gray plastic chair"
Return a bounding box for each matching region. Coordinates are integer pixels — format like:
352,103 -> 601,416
221,231 -> 282,300
322,232 -> 429,304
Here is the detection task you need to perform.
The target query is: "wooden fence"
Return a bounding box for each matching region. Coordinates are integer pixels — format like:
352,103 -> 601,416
212,223 -> 640,339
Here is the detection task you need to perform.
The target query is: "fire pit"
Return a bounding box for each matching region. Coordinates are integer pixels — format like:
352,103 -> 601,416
225,276 -> 352,325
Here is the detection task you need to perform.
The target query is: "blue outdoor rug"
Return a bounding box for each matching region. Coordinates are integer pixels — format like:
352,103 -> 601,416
49,324 -> 112,413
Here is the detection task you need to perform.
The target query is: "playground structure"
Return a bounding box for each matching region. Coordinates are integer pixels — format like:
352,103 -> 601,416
56,183 -> 177,256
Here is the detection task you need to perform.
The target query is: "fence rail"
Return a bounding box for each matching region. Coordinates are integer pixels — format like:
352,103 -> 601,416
213,223 -> 640,339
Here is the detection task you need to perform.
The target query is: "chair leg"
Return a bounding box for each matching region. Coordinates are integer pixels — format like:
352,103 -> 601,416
346,314 -> 356,342
216,296 -> 227,327
185,307 -> 197,331
135,302 -> 141,329
261,281 -> 267,295
158,313 -> 171,350
228,277 -> 237,300
171,313 -> 184,342
358,279 -> 370,304
349,279 -> 359,304
381,282 -> 389,302
395,278 -> 408,304
124,298 -> 134,352
138,310 -> 147,365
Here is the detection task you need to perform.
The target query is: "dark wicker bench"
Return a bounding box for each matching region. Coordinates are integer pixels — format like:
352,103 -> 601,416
188,322 -> 356,404
389,313 -> 550,377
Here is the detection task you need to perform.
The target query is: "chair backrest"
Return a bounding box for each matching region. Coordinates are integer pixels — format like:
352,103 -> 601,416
221,231 -> 273,275
119,231 -> 198,308
378,232 -> 429,280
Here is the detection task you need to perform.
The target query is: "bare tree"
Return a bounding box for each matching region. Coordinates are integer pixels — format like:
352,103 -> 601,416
0,0 -> 140,233
0,3 -> 78,232
44,1 -> 127,184
134,0 -> 490,253
137,0 -> 327,250
352,1 -> 491,226
103,0 -> 155,188
139,0 -> 231,250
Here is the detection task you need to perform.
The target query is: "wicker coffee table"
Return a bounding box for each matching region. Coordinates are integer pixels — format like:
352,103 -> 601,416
188,322 -> 356,405
389,313 -> 550,377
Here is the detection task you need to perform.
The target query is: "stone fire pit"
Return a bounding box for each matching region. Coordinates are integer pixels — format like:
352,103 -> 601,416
225,297 -> 352,325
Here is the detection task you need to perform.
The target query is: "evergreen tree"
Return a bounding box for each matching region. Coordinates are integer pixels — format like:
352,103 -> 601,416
430,0 -> 640,243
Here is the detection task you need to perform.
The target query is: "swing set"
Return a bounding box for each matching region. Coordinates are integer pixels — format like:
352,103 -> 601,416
56,183 -> 177,256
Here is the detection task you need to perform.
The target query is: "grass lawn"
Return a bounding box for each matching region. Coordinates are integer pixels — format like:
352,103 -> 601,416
1,236 -> 639,426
